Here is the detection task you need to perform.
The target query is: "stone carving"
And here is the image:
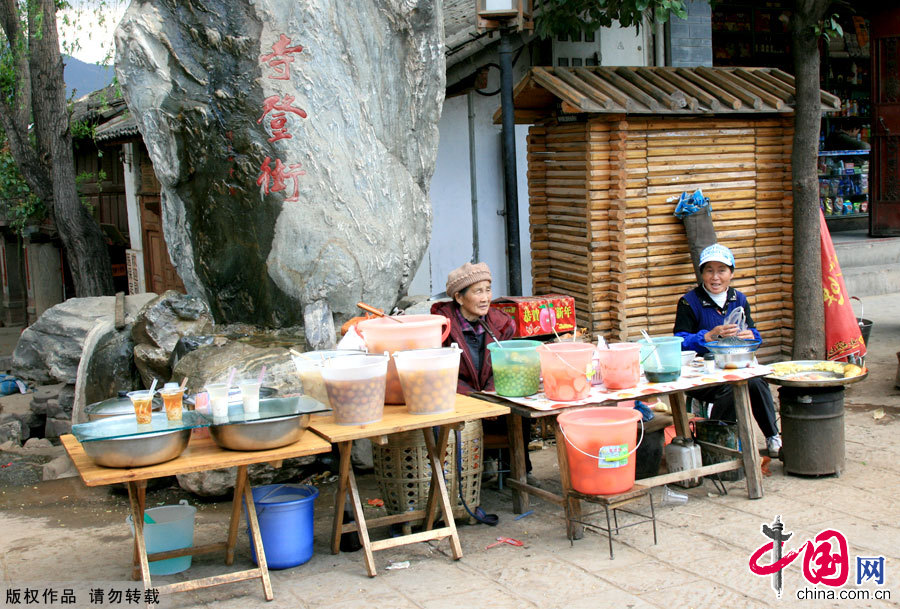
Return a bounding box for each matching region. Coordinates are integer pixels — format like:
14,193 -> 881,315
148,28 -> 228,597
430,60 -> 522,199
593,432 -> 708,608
116,0 -> 445,329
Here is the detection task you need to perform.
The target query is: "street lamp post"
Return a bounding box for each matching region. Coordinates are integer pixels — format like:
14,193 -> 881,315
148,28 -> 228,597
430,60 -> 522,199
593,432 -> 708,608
476,1 -> 533,296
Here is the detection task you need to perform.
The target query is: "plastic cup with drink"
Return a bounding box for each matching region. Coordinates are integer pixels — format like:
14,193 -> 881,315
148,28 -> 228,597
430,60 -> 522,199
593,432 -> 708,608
205,383 -> 230,419
238,380 -> 261,414
159,382 -> 185,422
127,390 -> 155,425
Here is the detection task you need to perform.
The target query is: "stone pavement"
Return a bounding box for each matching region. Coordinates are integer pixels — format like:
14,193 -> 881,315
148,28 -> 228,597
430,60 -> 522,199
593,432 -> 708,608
1,295 -> 898,608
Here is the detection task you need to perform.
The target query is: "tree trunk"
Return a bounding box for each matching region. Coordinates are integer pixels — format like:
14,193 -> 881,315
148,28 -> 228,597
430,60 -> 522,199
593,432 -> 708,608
28,1 -> 114,297
790,0 -> 828,359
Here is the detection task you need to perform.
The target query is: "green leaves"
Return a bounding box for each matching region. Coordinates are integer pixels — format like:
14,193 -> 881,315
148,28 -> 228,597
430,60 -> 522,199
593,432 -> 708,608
536,0 -> 689,39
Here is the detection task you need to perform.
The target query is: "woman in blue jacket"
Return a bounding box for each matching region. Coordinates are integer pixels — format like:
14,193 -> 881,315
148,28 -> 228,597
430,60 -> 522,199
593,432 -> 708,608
673,244 -> 782,457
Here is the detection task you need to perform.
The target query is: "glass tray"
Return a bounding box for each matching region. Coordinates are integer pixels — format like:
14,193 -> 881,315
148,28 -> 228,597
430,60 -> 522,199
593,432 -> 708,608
72,411 -> 209,443
200,396 -> 331,426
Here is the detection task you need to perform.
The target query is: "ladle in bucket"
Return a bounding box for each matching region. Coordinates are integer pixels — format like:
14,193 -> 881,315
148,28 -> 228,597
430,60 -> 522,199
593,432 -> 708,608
357,302 -> 404,323
477,319 -> 505,349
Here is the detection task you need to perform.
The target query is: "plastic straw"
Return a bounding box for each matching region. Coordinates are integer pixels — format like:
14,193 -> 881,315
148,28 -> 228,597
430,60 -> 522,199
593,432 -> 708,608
179,377 -> 188,389
148,378 -> 158,394
226,367 -> 237,388
257,365 -> 267,385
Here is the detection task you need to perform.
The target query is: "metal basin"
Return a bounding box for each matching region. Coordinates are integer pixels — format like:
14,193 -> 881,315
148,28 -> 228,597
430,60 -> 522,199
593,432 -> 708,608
209,414 -> 309,451
702,339 -> 760,369
82,428 -> 191,468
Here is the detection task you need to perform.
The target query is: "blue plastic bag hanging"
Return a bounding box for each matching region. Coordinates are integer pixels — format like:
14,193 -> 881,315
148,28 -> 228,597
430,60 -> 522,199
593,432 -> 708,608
672,188 -> 711,218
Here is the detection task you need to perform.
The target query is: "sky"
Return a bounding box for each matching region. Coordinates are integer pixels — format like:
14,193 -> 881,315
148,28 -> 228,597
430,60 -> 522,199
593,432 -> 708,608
57,1 -> 127,65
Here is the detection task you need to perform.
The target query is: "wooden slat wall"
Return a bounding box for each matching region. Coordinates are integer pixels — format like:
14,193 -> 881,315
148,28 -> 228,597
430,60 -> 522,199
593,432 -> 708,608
528,115 -> 794,362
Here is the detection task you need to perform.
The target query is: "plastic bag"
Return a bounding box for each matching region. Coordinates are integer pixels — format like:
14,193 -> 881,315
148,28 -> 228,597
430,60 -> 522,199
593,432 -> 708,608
723,307 -> 747,332
672,188 -> 711,218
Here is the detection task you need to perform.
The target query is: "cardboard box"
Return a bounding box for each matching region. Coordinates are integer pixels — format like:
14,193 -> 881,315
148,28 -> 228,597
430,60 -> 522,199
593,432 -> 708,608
490,294 -> 576,338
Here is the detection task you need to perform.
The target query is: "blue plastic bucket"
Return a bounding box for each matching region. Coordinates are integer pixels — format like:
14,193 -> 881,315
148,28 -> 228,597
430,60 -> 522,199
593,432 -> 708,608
126,500 -> 196,575
248,484 -> 319,569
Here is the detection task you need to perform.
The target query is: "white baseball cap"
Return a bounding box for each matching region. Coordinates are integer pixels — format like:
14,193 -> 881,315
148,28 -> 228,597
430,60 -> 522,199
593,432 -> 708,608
699,244 -> 735,269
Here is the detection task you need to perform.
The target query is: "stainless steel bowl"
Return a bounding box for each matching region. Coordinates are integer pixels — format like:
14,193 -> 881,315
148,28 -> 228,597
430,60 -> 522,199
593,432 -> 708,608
81,428 -> 191,468
714,350 -> 757,369
209,414 -> 309,451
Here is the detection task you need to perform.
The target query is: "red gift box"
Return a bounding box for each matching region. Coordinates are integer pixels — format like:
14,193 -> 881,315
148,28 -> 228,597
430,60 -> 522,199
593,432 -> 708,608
490,295 -> 577,338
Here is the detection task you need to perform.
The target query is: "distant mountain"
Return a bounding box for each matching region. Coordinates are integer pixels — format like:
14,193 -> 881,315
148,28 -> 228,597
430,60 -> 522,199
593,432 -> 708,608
63,55 -> 115,99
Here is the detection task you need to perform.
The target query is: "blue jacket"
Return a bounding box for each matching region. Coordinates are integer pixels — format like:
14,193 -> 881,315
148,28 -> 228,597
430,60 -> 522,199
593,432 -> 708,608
673,286 -> 761,354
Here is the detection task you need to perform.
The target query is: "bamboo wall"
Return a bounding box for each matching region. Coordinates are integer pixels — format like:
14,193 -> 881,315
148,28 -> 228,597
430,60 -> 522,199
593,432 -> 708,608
528,116 -> 794,362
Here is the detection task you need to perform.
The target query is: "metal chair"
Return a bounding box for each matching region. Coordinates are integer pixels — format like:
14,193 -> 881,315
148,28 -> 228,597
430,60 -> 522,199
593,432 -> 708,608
565,483 -> 657,559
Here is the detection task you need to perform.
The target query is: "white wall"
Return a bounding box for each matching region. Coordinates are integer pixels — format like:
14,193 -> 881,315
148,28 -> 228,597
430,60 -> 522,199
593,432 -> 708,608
415,90 -> 533,298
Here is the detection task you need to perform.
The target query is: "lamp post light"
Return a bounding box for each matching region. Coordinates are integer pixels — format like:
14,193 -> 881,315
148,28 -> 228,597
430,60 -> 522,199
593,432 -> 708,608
476,1 -> 533,296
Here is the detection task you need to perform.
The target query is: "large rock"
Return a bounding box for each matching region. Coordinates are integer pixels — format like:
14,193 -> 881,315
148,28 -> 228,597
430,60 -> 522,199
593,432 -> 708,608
11,295 -> 156,384
172,338 -> 303,396
132,291 -> 214,353
176,457 -> 316,497
115,0 -> 445,327
131,291 -> 214,384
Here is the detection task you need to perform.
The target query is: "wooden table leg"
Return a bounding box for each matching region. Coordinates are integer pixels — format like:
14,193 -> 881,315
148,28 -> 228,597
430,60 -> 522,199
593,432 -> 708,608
733,380 -> 764,499
508,413 -> 529,514
130,480 -> 147,581
330,441 -> 352,555
552,417 -> 583,540
127,481 -> 152,590
241,468 -> 274,601
670,392 -> 692,439
423,426 -> 463,560
225,466 -> 247,566
424,426 -> 451,531
346,463 -> 377,576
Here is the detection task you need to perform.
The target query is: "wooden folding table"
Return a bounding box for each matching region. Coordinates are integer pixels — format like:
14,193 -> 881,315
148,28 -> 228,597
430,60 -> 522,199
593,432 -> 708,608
61,432 -> 331,602
476,366 -> 770,539
308,395 -> 509,577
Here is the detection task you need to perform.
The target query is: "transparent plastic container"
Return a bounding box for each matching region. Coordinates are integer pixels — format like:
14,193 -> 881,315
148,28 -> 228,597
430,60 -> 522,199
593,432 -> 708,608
537,342 -> 595,401
291,350 -> 365,408
320,354 -> 389,425
394,345 -> 461,415
486,340 -> 542,397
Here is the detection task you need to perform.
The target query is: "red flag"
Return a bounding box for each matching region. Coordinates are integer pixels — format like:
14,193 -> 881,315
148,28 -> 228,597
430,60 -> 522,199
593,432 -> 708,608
819,210 -> 866,360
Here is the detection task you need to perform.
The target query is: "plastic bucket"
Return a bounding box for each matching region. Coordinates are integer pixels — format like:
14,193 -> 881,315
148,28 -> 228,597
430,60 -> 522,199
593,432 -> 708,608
127,500 -> 196,575
394,345 -> 461,415
321,354 -> 389,425
357,315 -> 451,404
486,340 -> 542,397
557,407 -> 643,495
595,343 -> 641,390
638,336 -> 684,382
292,349 -> 366,407
537,342 -> 595,401
248,484 -> 319,569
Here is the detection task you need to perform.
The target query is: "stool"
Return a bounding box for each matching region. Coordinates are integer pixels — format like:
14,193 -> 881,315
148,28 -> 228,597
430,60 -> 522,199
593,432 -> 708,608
565,484 -> 657,559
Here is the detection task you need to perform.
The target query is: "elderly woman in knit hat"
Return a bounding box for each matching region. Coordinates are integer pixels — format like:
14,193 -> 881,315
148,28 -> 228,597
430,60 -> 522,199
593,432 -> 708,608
430,262 -> 515,395
432,262 -> 537,484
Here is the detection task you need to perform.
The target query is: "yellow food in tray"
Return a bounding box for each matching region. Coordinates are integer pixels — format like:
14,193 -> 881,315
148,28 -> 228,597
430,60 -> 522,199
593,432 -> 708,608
769,361 -> 864,380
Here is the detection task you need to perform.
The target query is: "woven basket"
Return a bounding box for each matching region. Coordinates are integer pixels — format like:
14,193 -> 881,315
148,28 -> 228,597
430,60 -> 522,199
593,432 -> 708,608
373,419 -> 483,521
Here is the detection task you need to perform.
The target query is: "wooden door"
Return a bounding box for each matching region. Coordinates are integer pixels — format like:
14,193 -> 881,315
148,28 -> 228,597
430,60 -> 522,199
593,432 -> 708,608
870,9 -> 900,235
140,195 -> 185,294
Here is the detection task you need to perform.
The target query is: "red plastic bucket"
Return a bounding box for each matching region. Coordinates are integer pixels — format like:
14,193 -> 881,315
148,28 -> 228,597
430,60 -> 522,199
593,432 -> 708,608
557,407 -> 643,495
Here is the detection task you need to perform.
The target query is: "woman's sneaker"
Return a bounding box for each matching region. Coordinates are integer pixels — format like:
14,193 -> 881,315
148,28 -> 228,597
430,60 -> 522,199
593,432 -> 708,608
766,435 -> 782,458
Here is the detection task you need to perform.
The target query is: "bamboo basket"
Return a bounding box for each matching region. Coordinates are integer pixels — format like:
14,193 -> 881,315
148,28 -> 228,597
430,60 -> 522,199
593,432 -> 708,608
373,420 -> 483,523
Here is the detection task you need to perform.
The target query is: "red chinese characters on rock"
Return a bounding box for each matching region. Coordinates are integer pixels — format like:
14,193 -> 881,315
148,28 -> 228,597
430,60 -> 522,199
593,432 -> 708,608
260,34 -> 304,80
256,34 -> 309,202
258,94 -> 308,143
257,157 -> 306,203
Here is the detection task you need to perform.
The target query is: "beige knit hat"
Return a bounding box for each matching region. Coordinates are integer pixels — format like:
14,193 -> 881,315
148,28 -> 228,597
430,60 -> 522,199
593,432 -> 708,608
446,262 -> 492,297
